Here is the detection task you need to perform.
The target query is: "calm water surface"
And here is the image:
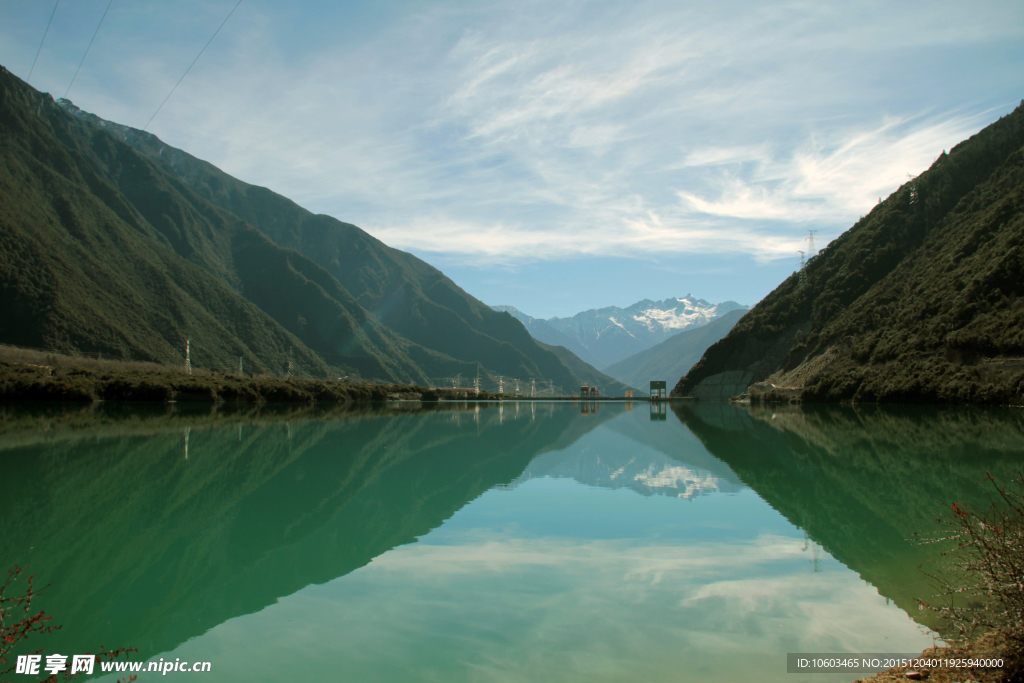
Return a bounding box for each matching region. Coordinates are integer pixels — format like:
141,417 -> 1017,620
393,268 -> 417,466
2,400 -> 1023,682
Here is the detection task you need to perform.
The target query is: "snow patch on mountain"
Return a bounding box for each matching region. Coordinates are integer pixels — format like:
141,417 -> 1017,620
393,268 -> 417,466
493,295 -> 747,369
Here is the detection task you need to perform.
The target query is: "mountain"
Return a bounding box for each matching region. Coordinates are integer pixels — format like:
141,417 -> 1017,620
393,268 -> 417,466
604,308 -> 746,391
58,98 -> 598,391
0,68 -> 334,377
491,306 -> 587,359
494,296 -> 746,369
673,101 -> 1024,404
535,341 -> 640,396
0,64 -> 623,389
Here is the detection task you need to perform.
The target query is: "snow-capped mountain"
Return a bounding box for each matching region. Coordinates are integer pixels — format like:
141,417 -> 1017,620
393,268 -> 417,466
493,295 -> 746,369
510,437 -> 744,499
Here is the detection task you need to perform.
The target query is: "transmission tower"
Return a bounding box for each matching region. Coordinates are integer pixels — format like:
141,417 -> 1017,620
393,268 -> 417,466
185,340 -> 192,375
531,378 -> 536,398
474,372 -> 480,394
806,229 -> 818,257
498,376 -> 504,395
238,356 -> 243,376
797,250 -> 807,287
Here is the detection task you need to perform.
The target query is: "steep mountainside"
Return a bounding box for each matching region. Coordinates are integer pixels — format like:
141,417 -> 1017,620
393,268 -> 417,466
496,296 -> 745,369
535,341 -> 638,396
492,306 -> 591,363
0,68 -> 330,376
605,308 -> 746,390
0,64 -> 615,388
673,101 -> 1024,404
59,97 -> 588,390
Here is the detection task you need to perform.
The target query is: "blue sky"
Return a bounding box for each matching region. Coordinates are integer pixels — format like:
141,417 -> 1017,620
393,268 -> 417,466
2,0 -> 1022,318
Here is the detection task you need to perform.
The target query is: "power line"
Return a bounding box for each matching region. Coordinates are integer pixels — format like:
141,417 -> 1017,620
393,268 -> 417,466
95,0 -> 243,180
28,0 -> 61,84
64,0 -> 115,99
141,0 -> 242,132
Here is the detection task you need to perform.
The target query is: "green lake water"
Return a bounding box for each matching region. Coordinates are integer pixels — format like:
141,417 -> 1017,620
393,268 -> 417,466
2,400 -> 1023,682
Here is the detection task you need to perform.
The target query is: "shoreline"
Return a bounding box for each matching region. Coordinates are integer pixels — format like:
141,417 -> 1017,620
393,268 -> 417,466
851,633 -> 1010,683
0,361 -> 651,404
0,360 -> 509,404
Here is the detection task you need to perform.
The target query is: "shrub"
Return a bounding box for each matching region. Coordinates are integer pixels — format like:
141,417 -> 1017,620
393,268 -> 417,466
0,566 -> 136,683
922,474 -> 1024,676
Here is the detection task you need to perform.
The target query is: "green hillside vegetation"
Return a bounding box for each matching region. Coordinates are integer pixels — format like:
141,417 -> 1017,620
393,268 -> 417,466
1,64 -> 622,391
0,360 -> 514,403
536,341 -> 639,395
606,308 -> 745,391
673,100 -> 1024,404
62,100 -> 595,391
0,65 -> 390,378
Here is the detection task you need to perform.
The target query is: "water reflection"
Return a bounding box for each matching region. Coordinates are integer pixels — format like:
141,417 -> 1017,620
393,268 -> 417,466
0,401 -> 612,665
3,400 -> 1021,681
672,401 -> 1024,630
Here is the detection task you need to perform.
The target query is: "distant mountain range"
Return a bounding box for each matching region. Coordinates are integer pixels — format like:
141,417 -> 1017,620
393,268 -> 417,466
0,64 -> 632,393
493,296 -> 746,369
674,99 -> 1024,404
604,308 -> 746,391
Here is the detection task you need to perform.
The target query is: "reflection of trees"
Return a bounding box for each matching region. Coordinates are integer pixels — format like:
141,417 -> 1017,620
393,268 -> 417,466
0,402 -> 612,664
671,401 -> 1024,630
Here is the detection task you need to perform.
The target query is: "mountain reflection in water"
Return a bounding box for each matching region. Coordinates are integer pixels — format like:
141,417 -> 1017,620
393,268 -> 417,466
1,400 -> 1020,681
672,401 -> 1024,631
0,401 -> 608,664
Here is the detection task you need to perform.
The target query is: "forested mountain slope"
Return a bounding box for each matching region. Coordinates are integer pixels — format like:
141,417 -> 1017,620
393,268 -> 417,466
61,99 -> 587,390
0,67 -> 328,376
0,65 -> 617,389
673,100 -> 1024,404
606,308 -> 745,391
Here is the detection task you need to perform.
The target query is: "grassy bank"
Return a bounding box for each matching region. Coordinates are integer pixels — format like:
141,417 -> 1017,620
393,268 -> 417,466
0,359 -> 507,404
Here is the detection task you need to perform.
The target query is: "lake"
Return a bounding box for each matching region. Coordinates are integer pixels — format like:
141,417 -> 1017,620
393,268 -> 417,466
1,400 -> 1022,682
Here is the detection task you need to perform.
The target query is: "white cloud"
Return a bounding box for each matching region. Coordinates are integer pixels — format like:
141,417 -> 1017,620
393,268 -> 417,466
676,111 -> 994,227
4,0 -> 1019,270
179,530 -> 938,683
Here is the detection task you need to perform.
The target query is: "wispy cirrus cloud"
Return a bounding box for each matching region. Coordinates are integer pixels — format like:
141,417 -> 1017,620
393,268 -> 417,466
2,0 -> 1019,307
676,110 -> 995,226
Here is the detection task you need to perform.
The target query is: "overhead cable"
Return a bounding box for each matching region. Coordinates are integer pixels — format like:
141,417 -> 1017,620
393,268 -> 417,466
141,0 -> 243,132
27,0 -> 61,84
64,0 -> 115,99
